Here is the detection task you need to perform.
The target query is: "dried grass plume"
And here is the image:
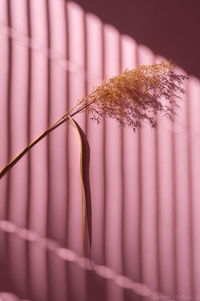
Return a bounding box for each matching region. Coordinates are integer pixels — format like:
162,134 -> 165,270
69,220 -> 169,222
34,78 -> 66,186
0,61 -> 188,179
76,61 -> 188,130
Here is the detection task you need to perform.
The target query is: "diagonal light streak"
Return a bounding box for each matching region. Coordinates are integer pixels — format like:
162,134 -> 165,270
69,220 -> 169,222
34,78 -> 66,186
0,219 -> 180,301
0,22 -> 102,84
0,291 -> 31,301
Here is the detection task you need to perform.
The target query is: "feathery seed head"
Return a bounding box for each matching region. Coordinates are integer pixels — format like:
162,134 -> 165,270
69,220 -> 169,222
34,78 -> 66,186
80,61 -> 188,130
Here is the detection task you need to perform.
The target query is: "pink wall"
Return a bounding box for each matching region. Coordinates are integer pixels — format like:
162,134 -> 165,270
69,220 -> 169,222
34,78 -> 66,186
0,1 -> 200,301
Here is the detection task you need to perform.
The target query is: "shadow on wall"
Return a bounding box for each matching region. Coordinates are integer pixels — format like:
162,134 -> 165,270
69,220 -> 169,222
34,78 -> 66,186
68,0 -> 200,79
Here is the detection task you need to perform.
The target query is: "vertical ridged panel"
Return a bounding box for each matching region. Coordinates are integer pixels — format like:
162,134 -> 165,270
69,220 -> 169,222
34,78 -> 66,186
0,1 -> 199,301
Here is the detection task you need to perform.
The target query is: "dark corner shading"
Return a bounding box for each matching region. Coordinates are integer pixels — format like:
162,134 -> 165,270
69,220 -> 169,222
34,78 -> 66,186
68,0 -> 200,79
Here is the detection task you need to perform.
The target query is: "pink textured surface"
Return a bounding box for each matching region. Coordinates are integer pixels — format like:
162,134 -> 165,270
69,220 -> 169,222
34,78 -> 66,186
0,1 -> 200,301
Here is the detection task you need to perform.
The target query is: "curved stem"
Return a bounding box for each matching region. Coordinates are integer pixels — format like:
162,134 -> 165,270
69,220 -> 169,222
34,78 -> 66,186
68,116 -> 86,256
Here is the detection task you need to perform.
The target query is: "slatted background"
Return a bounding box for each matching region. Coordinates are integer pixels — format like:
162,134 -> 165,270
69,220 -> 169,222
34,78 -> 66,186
0,0 -> 200,301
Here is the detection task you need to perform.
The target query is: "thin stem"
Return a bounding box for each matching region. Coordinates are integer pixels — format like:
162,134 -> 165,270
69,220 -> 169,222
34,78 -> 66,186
0,99 -> 84,179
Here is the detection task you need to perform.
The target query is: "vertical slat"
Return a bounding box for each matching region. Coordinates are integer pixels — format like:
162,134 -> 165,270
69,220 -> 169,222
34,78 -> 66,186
137,45 -> 159,293
0,0 -> 9,220
67,1 -> 86,253
173,68 -> 192,298
156,55 -> 177,296
66,2 -> 87,301
121,35 -> 142,301
189,78 -> 200,299
0,0 -> 11,289
8,0 -> 29,228
5,0 -> 12,223
47,0 -> 68,245
103,24 -> 124,301
5,0 -> 31,297
85,13 -> 104,264
85,13 -> 106,301
45,1 -> 68,301
29,0 -> 49,237
28,1 -> 49,300
185,77 -> 195,298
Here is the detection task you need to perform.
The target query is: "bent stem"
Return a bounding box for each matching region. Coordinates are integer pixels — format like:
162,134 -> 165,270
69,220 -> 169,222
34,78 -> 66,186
0,99 -> 85,179
0,100 -> 88,257
68,116 -> 86,256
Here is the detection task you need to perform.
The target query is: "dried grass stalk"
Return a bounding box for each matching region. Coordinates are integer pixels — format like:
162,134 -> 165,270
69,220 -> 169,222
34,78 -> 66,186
0,61 -> 187,178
